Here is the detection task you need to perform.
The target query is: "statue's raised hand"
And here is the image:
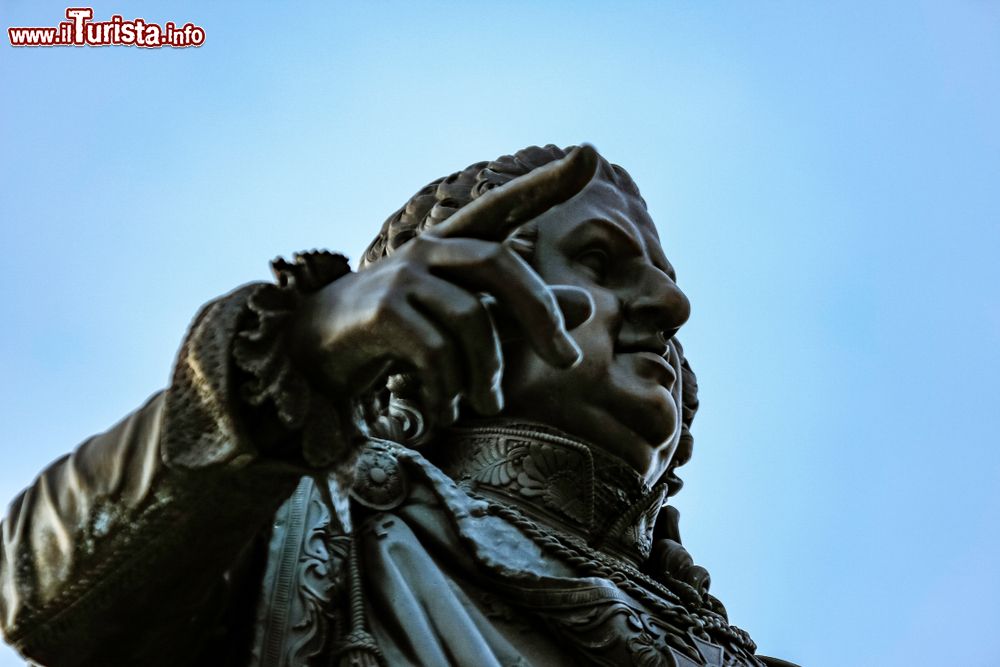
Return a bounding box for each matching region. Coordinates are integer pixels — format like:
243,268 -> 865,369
290,145 -> 599,427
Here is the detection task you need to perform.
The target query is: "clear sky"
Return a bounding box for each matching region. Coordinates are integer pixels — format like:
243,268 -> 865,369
2,2 -> 998,665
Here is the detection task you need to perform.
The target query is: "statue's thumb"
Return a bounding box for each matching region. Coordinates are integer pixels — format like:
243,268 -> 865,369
549,285 -> 594,330
482,285 -> 593,345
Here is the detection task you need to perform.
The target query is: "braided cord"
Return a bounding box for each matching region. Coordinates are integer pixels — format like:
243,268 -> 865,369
479,495 -> 760,659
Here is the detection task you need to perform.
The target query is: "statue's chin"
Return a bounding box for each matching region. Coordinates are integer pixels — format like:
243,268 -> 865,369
550,397 -> 680,484
621,397 -> 683,478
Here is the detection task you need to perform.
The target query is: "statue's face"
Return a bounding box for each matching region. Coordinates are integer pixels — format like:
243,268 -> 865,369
501,173 -> 690,484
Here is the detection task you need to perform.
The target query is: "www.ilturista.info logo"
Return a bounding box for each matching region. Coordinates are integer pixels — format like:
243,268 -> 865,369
8,8 -> 205,48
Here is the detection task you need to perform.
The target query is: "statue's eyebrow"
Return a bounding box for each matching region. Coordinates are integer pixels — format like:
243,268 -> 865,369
583,218 -> 676,280
582,217 -> 644,259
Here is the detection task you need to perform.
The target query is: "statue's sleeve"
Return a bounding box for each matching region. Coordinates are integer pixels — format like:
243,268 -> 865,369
0,256 -> 357,666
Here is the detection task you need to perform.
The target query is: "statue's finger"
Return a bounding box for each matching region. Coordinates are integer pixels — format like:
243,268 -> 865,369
482,286 -> 594,344
427,144 -> 599,242
418,237 -> 582,368
409,277 -> 506,416
549,286 -> 595,331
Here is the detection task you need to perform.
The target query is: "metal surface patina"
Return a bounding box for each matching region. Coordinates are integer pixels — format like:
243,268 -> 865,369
0,145 -> 798,666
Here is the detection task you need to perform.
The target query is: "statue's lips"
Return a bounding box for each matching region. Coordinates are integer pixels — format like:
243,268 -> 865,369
620,350 -> 677,388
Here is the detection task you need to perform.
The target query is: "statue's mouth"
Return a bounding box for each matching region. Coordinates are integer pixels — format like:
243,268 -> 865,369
614,329 -> 669,357
615,337 -> 677,389
627,350 -> 677,388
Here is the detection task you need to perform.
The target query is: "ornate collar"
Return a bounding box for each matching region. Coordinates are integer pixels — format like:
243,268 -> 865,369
431,420 -> 668,562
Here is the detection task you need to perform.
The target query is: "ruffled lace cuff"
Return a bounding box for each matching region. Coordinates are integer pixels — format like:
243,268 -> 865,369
232,251 -> 359,469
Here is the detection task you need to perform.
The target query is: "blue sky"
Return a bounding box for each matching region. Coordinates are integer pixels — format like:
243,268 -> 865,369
2,2 -> 998,665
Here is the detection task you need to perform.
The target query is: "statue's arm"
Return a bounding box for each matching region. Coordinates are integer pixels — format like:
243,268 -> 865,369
0,146 -> 598,665
0,282 -> 335,666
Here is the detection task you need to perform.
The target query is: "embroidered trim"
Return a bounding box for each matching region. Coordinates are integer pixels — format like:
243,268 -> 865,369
437,422 -> 667,561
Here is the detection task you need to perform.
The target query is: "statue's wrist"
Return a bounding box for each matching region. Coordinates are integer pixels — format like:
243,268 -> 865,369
232,251 -> 360,468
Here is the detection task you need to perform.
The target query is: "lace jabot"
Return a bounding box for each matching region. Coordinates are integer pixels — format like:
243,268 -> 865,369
431,420 -> 669,563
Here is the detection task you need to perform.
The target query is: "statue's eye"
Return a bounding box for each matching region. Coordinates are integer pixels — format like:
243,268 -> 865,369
576,247 -> 610,283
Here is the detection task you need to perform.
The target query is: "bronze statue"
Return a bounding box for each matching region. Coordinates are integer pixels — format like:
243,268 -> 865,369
0,145 -> 799,666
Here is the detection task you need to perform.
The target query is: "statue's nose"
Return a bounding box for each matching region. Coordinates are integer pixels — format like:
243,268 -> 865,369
626,267 -> 691,342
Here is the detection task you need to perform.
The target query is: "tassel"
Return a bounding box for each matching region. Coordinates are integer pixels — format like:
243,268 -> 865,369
333,629 -> 383,667
327,517 -> 384,667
